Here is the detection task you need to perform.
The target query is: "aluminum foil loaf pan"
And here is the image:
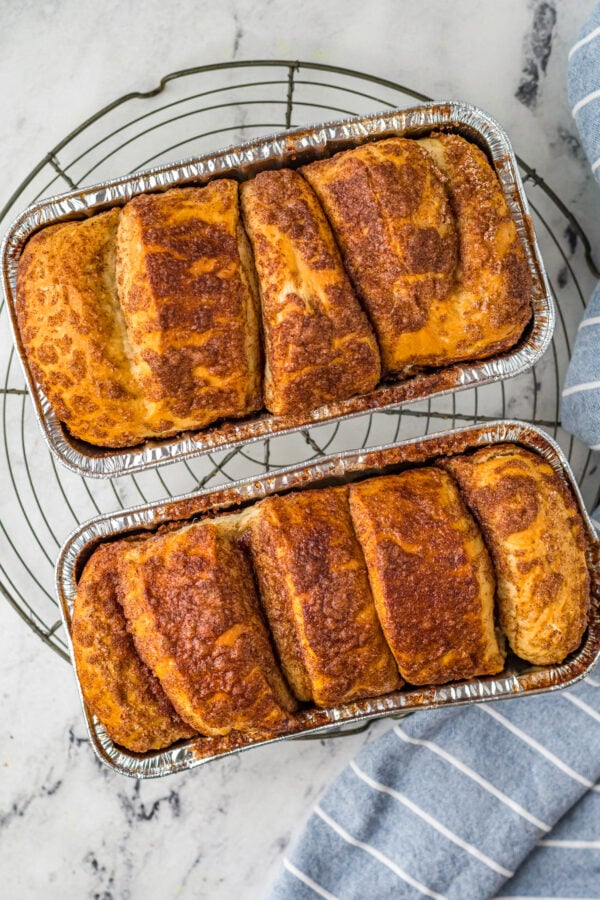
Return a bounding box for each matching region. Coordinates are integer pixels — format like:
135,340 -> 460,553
56,421 -> 600,779
3,102 -> 553,477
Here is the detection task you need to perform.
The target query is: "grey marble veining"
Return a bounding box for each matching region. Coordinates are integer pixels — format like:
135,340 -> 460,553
1,1 -> 599,897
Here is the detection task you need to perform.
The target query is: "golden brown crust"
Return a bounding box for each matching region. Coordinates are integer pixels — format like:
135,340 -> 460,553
440,445 -> 590,665
302,135 -> 531,373
16,211 -> 149,447
116,520 -> 297,737
71,542 -> 195,752
349,468 -> 505,684
240,169 -> 380,415
247,486 -> 401,706
116,181 -> 262,434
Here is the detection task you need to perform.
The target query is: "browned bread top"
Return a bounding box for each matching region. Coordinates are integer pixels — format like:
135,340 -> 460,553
17,182 -> 262,447
16,210 -> 149,447
301,137 -> 458,372
116,181 -> 262,433
115,519 -> 297,738
302,134 -> 532,374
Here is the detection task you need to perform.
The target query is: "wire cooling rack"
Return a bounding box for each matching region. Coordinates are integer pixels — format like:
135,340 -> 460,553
1,60 -> 599,662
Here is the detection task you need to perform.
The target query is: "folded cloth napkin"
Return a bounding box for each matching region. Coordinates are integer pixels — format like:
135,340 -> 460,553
268,8 -> 600,899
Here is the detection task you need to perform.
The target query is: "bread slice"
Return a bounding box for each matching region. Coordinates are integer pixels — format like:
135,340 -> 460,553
116,519 -> 297,737
72,542 -> 196,752
349,468 -> 505,684
116,181 -> 262,434
302,134 -> 531,374
440,444 -> 590,665
16,210 -> 148,447
246,485 -> 401,706
240,168 -> 380,415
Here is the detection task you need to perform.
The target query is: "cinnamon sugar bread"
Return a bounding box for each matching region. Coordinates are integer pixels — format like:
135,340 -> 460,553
17,133 -> 531,449
246,486 -> 401,706
116,182 -> 262,436
441,445 -> 590,665
301,137 -> 459,372
71,445 -> 590,752
16,210 -> 149,447
240,169 -> 380,415
349,468 -> 506,685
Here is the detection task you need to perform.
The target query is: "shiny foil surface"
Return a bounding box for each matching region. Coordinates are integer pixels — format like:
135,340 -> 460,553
2,103 -> 554,477
56,421 -> 600,778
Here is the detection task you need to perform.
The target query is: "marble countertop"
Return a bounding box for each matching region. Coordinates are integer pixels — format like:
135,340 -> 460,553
1,1 -> 599,897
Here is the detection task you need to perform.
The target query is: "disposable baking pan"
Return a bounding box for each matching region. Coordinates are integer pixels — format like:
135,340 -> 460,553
56,420 -> 600,778
3,102 -> 553,478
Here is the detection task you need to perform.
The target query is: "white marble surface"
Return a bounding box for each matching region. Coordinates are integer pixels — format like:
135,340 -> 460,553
1,1 -> 600,897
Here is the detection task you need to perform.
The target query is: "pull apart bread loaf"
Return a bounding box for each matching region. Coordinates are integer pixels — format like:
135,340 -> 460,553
17,133 -> 531,449
349,468 -> 506,684
441,445 -> 590,665
71,445 -> 590,751
240,169 -> 380,415
245,486 -> 401,706
301,134 -> 531,374
16,181 -> 261,446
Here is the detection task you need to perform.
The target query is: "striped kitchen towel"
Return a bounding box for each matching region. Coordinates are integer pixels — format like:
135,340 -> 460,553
269,668 -> 600,899
562,287 -> 600,461
268,8 -> 600,900
561,0 -> 600,479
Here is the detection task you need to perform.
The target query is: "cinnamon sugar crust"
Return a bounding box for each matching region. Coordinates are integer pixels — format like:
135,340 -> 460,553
16,210 -> 149,447
17,182 -> 261,447
116,520 -> 297,738
302,134 -> 531,373
116,181 -> 262,434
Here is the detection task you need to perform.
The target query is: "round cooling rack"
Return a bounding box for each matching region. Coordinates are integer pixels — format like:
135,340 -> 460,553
1,60 -> 599,662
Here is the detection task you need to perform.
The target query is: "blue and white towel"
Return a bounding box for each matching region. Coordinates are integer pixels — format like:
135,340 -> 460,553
270,679 -> 600,899
268,8 -> 600,899
562,1 -> 600,483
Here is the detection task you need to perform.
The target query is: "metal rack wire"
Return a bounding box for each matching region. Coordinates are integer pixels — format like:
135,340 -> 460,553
1,60 -> 598,662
